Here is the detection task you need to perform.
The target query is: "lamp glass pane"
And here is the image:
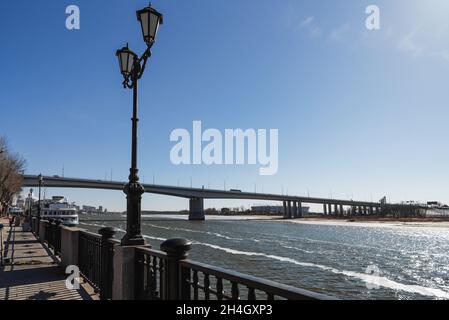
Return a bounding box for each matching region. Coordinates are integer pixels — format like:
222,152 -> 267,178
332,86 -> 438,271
140,11 -> 149,38
126,53 -> 135,74
117,55 -> 122,72
117,55 -> 123,73
149,12 -> 159,41
120,52 -> 129,74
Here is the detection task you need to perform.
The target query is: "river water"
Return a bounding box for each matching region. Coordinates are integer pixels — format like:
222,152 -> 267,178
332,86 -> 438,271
79,214 -> 449,300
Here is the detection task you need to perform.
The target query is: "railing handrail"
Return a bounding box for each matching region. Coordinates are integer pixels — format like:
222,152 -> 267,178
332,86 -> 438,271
79,229 -> 102,240
108,238 -> 121,245
135,246 -> 168,259
180,259 -> 334,300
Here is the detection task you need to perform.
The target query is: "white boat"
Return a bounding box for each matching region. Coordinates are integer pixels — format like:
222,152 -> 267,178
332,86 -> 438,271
41,196 -> 79,226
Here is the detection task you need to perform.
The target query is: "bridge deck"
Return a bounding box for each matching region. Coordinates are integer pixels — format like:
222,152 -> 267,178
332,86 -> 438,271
22,175 -> 426,209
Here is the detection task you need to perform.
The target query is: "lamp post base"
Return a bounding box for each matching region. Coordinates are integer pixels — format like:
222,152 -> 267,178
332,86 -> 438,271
121,234 -> 145,246
121,181 -> 146,246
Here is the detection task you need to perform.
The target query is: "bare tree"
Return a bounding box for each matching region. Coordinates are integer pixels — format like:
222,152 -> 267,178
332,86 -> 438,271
0,137 -> 26,215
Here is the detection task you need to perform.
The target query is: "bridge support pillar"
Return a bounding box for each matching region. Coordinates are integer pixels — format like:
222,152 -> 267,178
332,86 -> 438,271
328,204 -> 332,215
287,201 -> 292,219
298,202 -> 303,218
340,205 -> 344,216
292,201 -> 297,219
369,206 -> 373,215
283,201 -> 288,219
323,204 -> 327,215
189,198 -> 205,221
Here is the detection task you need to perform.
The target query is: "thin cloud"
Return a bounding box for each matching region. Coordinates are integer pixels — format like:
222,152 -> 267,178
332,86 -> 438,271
300,16 -> 314,28
298,16 -> 322,38
329,23 -> 351,42
398,31 -> 424,56
431,50 -> 449,64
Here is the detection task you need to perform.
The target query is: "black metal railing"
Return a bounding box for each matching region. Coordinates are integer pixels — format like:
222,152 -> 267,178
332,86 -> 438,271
78,230 -> 103,292
31,217 -> 38,235
45,219 -> 62,255
179,260 -> 330,300
78,228 -> 117,300
135,238 -> 332,300
135,247 -> 167,300
100,229 -> 119,300
42,219 -> 50,243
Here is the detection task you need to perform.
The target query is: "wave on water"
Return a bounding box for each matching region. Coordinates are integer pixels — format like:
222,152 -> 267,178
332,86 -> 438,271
80,222 -> 107,228
142,223 -> 246,241
280,245 -> 314,254
81,222 -> 167,242
194,242 -> 449,299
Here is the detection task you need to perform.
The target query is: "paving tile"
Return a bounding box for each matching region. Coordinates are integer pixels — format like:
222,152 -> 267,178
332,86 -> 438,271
1,226 -> 98,301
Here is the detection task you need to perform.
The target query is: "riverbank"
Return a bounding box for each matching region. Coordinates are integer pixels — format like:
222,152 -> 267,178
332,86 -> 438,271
282,217 -> 449,229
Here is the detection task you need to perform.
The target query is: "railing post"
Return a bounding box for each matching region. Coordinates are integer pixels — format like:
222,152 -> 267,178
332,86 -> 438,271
99,227 -> 116,300
38,220 -> 48,243
160,238 -> 192,300
134,249 -> 144,300
54,220 -> 62,255
50,219 -> 56,248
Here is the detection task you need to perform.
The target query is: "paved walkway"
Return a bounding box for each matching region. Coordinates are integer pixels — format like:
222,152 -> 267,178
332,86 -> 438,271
0,219 -> 97,300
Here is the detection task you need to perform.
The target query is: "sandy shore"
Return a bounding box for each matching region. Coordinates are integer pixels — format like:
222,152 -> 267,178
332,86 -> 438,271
280,217 -> 449,229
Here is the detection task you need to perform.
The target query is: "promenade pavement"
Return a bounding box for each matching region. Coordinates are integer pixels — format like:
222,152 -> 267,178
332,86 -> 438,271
0,218 -> 97,300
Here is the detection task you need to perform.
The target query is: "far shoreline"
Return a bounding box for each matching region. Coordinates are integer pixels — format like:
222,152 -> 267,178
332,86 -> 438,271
80,213 -> 449,228
277,216 -> 449,229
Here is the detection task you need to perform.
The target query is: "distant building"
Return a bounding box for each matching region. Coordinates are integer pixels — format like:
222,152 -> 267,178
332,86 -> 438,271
81,204 -> 106,214
82,205 -> 97,213
251,205 -> 310,215
251,206 -> 284,215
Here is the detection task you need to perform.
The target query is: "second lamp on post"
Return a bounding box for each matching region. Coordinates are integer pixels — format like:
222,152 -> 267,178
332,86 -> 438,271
116,4 -> 163,246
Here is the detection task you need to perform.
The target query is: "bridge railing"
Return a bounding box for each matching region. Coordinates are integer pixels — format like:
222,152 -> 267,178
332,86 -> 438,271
134,238 -> 332,300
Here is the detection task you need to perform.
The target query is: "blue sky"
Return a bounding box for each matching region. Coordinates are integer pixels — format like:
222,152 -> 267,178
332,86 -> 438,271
1,0 -> 448,211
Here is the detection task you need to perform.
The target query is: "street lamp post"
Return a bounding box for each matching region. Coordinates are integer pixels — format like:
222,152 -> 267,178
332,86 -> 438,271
37,174 -> 43,222
116,4 -> 163,246
28,188 -> 33,219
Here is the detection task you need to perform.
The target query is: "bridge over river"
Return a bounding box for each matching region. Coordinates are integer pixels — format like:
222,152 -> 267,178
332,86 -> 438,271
22,175 -> 427,221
